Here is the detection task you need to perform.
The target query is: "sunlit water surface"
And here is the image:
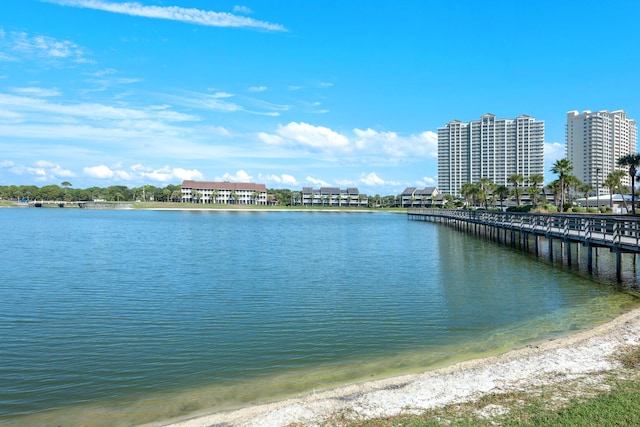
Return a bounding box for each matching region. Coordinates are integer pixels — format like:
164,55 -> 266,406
1,209 -> 638,426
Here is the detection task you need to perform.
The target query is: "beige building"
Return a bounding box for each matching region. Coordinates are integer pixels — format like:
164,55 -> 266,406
181,180 -> 267,205
566,110 -> 637,194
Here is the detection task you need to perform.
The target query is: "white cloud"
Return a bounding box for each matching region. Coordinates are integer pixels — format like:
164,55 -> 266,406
205,125 -> 232,137
544,141 -> 566,164
210,91 -> 234,99
305,176 -> 331,187
260,123 -> 438,161
257,132 -> 283,145
12,87 -> 61,97
217,169 -> 254,182
84,164 -> 115,179
0,160 -> 14,168
5,30 -> 90,63
353,128 -> 438,158
417,176 -> 437,186
12,160 -> 76,182
233,5 -> 253,14
359,172 -> 385,186
172,168 -> 203,181
138,165 -> 202,182
275,122 -> 350,151
261,173 -> 297,186
0,93 -> 199,123
48,0 -> 287,31
83,163 -> 200,183
248,86 -> 267,92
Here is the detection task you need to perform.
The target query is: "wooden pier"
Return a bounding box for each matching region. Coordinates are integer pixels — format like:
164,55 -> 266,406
408,209 -> 640,283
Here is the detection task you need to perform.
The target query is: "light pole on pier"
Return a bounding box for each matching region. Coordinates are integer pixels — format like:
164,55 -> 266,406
596,167 -> 600,209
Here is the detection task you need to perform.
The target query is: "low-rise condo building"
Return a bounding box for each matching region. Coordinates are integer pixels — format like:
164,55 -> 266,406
398,187 -> 440,207
299,187 -> 367,207
181,180 -> 267,205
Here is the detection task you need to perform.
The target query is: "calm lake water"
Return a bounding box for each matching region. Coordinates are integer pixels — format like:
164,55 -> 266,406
1,208 -> 638,426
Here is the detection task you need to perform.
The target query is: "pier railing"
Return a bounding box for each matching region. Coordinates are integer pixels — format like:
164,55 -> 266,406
407,209 -> 640,254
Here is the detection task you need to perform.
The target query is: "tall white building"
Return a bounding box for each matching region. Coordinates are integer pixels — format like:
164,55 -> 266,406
437,113 -> 544,197
566,110 -> 637,194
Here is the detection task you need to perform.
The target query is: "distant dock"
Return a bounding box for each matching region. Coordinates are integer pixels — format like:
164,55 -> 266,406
408,208 -> 640,283
19,201 -> 134,209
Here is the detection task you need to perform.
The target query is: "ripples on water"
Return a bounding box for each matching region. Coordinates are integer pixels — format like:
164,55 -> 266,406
0,209 -> 637,426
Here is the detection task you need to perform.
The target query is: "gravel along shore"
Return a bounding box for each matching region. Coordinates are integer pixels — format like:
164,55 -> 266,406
154,307 -> 640,427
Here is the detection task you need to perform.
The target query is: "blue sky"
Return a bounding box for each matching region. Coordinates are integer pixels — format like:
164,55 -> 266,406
1,0 -> 639,195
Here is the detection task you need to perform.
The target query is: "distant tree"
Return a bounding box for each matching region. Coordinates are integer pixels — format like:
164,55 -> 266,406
617,153 -> 640,215
527,173 -> 544,206
579,183 -> 593,207
61,181 -> 72,201
443,194 -> 456,209
171,189 -> 183,202
607,170 -> 628,212
564,175 -> 582,204
478,177 -> 494,209
460,182 -> 481,207
547,180 -> 562,207
494,185 -> 509,210
507,174 -> 524,206
603,173 -> 618,209
550,159 -> 573,212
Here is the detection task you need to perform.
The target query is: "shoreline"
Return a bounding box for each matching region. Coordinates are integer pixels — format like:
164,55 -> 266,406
152,306 -> 640,427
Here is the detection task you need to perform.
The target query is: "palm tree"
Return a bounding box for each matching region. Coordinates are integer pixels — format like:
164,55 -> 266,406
617,153 -> 640,215
547,180 -> 562,207
604,171 -> 626,211
565,175 -> 582,204
579,183 -> 593,207
228,190 -> 237,205
478,177 -> 494,209
60,181 -> 72,202
251,191 -> 260,205
494,184 -> 509,210
527,173 -> 544,206
460,182 -> 477,208
191,190 -> 200,204
550,159 -> 573,212
507,174 -> 524,206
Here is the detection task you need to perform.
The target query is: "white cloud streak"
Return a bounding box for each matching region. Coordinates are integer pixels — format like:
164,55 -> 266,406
0,28 -> 91,63
83,164 -> 202,182
216,170 -> 254,182
47,0 -> 287,31
10,160 -> 76,182
260,122 -> 438,161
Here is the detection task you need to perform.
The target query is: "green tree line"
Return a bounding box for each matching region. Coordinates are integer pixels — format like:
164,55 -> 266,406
0,183 -> 182,203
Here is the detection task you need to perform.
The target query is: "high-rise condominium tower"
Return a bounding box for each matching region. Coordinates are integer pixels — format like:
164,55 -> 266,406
566,110 -> 637,194
437,113 -> 544,197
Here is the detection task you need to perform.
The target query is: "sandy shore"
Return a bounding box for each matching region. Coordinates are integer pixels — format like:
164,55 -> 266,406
154,307 -> 640,427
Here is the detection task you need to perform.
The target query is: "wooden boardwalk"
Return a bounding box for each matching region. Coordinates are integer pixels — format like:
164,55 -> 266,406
408,209 -> 640,282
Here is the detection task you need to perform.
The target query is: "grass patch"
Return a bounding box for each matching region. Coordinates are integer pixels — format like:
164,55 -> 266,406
326,347 -> 640,427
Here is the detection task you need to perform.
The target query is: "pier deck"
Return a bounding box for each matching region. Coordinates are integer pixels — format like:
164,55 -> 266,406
408,209 -> 640,282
